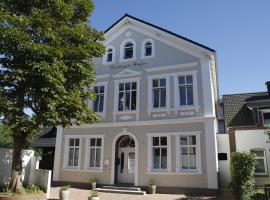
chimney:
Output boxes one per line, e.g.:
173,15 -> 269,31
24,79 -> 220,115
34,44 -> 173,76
266,81 -> 270,95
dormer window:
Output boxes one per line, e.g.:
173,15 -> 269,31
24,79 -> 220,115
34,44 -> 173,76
106,48 -> 113,62
103,46 -> 115,64
124,42 -> 134,59
144,42 -> 152,56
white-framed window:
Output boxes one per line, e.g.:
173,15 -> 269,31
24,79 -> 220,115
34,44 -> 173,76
93,86 -> 105,113
147,134 -> 171,172
118,82 -> 137,111
84,136 -> 105,171
120,39 -> 136,62
262,110 -> 270,126
65,137 -> 81,169
141,39 -> 155,58
251,149 -> 268,175
103,46 -> 115,64
173,71 -> 198,110
176,132 -> 201,172
147,75 -> 170,113
152,79 -> 166,108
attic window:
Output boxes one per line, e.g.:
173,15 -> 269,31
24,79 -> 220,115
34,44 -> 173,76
106,48 -> 113,62
124,42 -> 134,59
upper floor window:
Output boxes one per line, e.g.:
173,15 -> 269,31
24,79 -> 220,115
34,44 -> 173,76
106,48 -> 113,62
153,79 -> 166,108
118,82 -> 137,111
68,138 -> 80,167
145,42 -> 152,56
251,149 -> 267,175
142,39 -> 155,58
124,42 -> 134,59
178,75 -> 194,106
93,86 -> 104,113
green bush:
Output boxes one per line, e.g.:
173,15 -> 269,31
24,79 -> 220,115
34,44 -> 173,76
24,184 -> 44,194
230,151 -> 256,200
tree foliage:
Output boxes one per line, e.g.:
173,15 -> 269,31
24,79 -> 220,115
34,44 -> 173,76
0,123 -> 13,147
0,0 -> 104,192
230,151 -> 256,200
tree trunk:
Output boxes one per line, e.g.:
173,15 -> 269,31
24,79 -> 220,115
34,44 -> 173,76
10,135 -> 26,193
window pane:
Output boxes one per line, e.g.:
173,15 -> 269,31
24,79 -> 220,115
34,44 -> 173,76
161,148 -> 167,169
153,148 -> 160,169
132,82 -> 137,90
69,139 -> 74,146
98,96 -> 104,112
124,48 -> 133,59
95,149 -> 101,168
160,137 -> 167,146
125,91 -> 130,110
263,113 -> 270,125
107,53 -> 112,62
96,138 -> 101,147
255,159 -> 266,173
90,148 -> 95,167
153,79 -> 159,88
153,137 -> 159,146
90,138 -> 96,146
181,137 -> 188,145
179,86 -> 187,105
252,150 -> 264,157
182,147 -> 188,169
160,79 -> 166,87
93,96 -> 99,112
119,83 -> 124,91
99,86 -> 104,93
178,76 -> 185,85
186,75 -> 193,84
145,46 -> 152,56
75,139 -> 79,146
189,147 -> 196,169
74,148 -> 79,166
153,89 -> 160,108
160,88 -> 166,107
189,136 -> 196,145
187,86 -> 194,105
94,86 -> 98,93
118,92 -> 124,111
131,91 -> 136,110
125,82 -> 131,90
68,148 -> 74,166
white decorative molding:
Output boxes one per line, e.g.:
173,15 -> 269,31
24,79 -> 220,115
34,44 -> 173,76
112,69 -> 142,78
96,74 -> 111,80
145,62 -> 199,72
119,115 -> 134,121
119,38 -> 136,63
141,38 -> 155,59
103,45 -> 115,65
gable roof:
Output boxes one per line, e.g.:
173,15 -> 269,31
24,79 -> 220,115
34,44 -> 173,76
104,14 -> 215,53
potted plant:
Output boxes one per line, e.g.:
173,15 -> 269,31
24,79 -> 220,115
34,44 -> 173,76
89,177 -> 96,190
89,190 -> 100,200
59,185 -> 70,200
148,179 -> 156,194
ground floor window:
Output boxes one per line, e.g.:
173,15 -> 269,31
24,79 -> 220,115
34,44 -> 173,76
152,136 -> 167,169
251,149 -> 268,175
68,138 -> 80,167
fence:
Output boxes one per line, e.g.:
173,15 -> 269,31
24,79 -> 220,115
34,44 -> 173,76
254,186 -> 270,200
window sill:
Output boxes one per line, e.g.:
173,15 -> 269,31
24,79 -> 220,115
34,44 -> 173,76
147,108 -> 170,115
113,110 -> 139,115
63,168 -> 103,173
63,166 -> 81,171
172,106 -> 200,112
96,112 -> 105,117
119,58 -> 136,63
254,173 -> 268,177
146,170 -> 202,175
141,55 -> 155,60
103,61 -> 115,66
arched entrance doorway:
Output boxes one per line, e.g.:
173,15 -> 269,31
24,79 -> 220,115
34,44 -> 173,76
111,130 -> 138,186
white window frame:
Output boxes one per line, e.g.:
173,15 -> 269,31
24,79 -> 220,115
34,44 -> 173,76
103,46 -> 115,65
251,148 -> 268,176
147,133 -> 171,173
120,39 -> 136,62
63,136 -> 82,170
84,135 -> 105,172
175,132 -> 202,173
173,71 -> 199,112
89,81 -> 108,117
113,77 -> 141,120
147,74 -> 170,114
261,109 -> 270,127
141,38 -> 155,59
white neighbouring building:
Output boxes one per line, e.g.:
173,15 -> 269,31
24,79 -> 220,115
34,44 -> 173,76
52,14 -> 219,190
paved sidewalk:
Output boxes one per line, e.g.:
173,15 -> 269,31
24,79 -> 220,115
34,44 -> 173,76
49,187 -> 218,200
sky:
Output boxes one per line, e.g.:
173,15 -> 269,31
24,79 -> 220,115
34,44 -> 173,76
90,0 -> 270,96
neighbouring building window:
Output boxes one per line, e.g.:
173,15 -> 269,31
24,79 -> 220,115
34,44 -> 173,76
106,48 -> 113,62
93,86 -> 104,113
263,112 -> 270,126
144,42 -> 152,56
251,149 -> 267,175
68,138 -> 80,167
152,79 -> 166,108
152,136 -> 167,169
124,42 -> 134,59
178,75 -> 194,106
118,82 -> 137,111
180,135 -> 197,170
89,138 -> 102,168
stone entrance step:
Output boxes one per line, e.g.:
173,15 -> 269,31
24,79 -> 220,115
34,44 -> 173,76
96,186 -> 146,195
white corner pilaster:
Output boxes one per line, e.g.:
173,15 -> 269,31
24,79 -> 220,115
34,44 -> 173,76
53,126 -> 63,181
